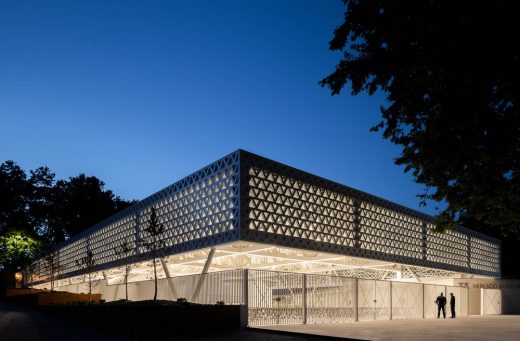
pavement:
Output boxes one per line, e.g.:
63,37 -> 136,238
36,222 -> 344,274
3,300 -> 519,341
0,300 -> 124,341
256,315 -> 520,341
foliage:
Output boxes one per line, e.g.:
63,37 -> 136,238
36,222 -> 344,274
0,160 -> 133,285
176,297 -> 188,305
49,174 -> 134,241
0,230 -> 42,271
321,0 -> 520,236
142,208 -> 165,301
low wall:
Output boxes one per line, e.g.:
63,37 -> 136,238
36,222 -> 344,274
6,291 -> 102,305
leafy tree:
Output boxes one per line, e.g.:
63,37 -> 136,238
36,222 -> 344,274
114,240 -> 135,300
76,250 -> 96,302
0,231 -> 42,271
142,208 -> 165,301
0,160 -> 134,287
321,1 -> 520,236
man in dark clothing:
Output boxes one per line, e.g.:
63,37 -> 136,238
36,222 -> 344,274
450,293 -> 456,318
435,292 -> 447,318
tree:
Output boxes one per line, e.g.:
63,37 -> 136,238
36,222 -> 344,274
0,161 -> 32,236
76,250 -> 96,302
43,247 -> 61,292
49,174 -> 134,242
0,160 -> 135,287
142,208 -> 165,301
114,240 -> 135,300
0,231 -> 41,269
0,230 -> 42,291
321,1 -> 520,236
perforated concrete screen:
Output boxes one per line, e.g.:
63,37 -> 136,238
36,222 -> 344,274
34,151 -> 240,281
33,149 -> 500,285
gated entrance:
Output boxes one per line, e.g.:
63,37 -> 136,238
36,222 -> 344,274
246,269 -> 470,326
482,288 -> 501,315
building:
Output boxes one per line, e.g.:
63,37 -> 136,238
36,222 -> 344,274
31,150 -> 502,325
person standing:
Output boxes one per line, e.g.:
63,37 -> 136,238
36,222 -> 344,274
450,293 -> 456,318
435,292 -> 447,318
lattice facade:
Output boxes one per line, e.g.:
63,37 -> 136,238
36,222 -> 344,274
33,150 -> 500,284
33,151 -> 240,282
239,150 -> 500,277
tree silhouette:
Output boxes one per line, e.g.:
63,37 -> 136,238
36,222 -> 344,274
0,160 -> 134,289
114,240 -> 135,300
76,250 -> 96,302
321,1 -> 520,236
49,174 -> 134,241
142,208 -> 165,301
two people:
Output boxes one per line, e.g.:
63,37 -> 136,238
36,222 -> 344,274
435,292 -> 456,318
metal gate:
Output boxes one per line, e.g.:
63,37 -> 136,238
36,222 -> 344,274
424,284 -> 446,318
358,280 -> 391,321
246,269 -> 471,326
445,285 -> 469,317
391,282 -> 423,319
482,288 -> 501,315
306,274 -> 356,323
247,270 -> 304,326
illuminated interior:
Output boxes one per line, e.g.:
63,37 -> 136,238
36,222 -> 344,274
50,241 -> 488,289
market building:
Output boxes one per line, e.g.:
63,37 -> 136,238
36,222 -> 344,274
31,150 -> 502,326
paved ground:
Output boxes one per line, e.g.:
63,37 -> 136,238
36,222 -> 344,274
1,300 -> 331,340
0,300 -> 124,341
3,300 -> 518,341
256,315 -> 520,341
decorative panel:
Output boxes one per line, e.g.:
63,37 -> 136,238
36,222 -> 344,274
359,202 -> 422,258
470,237 -> 501,273
306,274 -> 355,323
247,167 -> 357,247
33,151 -> 240,281
391,282 -> 423,319
426,225 -> 468,267
248,270 -> 304,326
241,150 -> 500,277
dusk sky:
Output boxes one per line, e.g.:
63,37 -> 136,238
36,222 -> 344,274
0,0 -> 442,215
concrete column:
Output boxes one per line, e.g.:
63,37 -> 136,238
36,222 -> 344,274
161,259 -> 179,300
191,248 -> 216,302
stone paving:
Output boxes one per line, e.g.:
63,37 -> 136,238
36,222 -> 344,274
257,315 -> 520,341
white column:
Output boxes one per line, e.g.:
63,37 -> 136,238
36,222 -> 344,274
161,259 -> 179,300
191,248 -> 216,302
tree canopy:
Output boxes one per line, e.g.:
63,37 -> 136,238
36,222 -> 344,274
321,0 -> 520,237
0,160 -> 134,285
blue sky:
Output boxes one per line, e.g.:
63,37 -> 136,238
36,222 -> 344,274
0,0 -> 442,215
